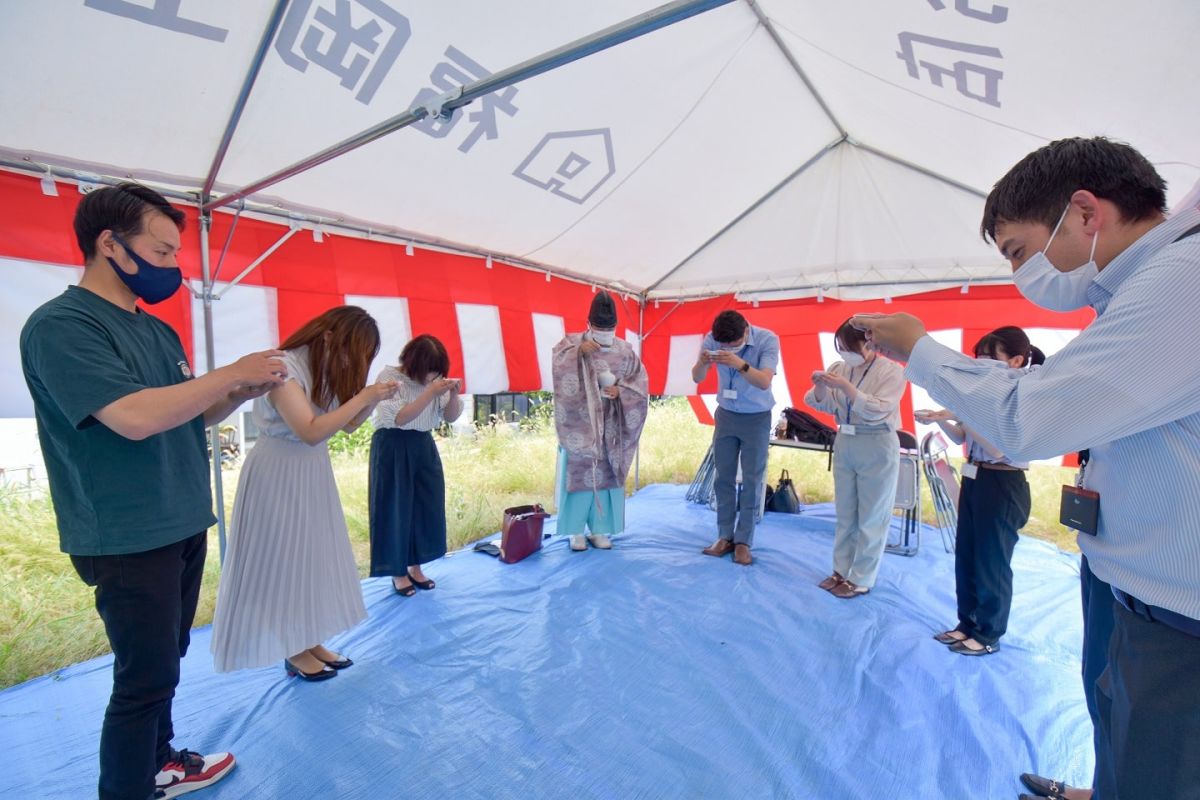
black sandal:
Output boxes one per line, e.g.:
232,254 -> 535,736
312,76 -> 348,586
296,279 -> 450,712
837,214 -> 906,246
933,630 -> 967,645
409,574 -> 436,591
393,578 -> 416,597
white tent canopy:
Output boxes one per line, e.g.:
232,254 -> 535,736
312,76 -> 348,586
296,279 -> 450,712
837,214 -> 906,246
1,0 -> 1197,301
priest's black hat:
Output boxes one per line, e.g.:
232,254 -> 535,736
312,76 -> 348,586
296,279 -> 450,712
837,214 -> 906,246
588,290 -> 618,328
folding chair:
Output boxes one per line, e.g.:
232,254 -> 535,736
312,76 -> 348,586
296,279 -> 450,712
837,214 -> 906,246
920,431 -> 960,553
887,430 -> 921,556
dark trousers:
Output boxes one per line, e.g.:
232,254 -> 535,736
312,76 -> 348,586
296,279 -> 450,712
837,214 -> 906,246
1093,602 -> 1200,800
1080,555 -> 1116,789
953,468 -> 1030,646
70,531 -> 207,800
712,408 -> 771,546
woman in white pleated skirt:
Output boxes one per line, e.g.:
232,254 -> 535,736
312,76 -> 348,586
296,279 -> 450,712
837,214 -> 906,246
211,306 -> 398,681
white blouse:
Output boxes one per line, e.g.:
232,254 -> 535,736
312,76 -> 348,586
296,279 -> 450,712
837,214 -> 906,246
803,355 -> 906,431
371,366 -> 449,432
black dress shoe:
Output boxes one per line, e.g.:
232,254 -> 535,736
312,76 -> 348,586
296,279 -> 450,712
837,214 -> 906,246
283,658 -> 336,682
1020,773 -> 1071,799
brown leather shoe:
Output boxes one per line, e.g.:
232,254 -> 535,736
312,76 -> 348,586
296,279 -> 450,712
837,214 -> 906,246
733,544 -> 753,566
830,580 -> 869,598
818,572 -> 844,591
702,538 -> 734,557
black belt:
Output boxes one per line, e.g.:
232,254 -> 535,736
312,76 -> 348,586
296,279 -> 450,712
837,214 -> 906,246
1113,588 -> 1200,639
970,460 -> 1024,472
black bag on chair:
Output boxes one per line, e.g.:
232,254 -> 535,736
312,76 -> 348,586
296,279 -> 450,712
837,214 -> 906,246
767,469 -> 801,514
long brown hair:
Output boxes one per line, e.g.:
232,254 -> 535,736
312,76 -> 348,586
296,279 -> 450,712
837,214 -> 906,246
399,334 -> 451,384
279,306 -> 380,408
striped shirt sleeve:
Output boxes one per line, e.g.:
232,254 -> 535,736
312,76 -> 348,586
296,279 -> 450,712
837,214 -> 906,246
905,246 -> 1200,461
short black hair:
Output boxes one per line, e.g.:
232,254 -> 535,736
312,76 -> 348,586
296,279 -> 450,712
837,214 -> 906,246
711,310 -> 748,344
73,182 -> 186,262
980,137 -> 1167,243
834,318 -> 867,353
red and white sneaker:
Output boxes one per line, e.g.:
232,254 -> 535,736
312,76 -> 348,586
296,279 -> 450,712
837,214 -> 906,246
154,748 -> 236,798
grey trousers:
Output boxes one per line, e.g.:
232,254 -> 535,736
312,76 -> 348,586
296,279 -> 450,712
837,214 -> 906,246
712,407 -> 771,546
831,428 -> 899,588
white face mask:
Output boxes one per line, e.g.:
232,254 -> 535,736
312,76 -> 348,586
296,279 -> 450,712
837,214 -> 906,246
589,329 -> 616,347
837,347 -> 865,368
717,338 -> 746,352
1012,203 -> 1099,312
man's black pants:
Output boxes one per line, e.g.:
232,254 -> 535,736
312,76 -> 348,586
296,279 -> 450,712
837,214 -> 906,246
71,531 -> 207,800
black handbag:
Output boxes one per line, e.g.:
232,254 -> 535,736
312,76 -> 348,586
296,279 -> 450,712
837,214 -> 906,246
782,408 -> 837,448
767,469 -> 801,514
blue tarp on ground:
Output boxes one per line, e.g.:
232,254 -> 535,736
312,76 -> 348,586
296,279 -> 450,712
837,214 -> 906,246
0,484 -> 1093,799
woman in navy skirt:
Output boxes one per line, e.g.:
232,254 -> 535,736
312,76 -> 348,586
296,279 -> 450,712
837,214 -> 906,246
369,335 -> 463,596
916,326 -> 1045,656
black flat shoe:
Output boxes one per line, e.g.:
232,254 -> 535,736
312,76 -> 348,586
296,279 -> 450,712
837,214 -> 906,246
949,640 -> 999,656
393,578 -> 416,597
284,658 -> 336,681
408,574 -> 436,591
316,652 -> 353,670
933,630 -> 968,645
1020,773 -> 1070,799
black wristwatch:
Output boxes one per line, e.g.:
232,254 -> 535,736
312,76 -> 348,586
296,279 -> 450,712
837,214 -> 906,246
739,361 -> 751,373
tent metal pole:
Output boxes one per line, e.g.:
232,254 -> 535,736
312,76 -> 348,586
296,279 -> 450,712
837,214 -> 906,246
634,295 -> 646,492
202,0 -> 290,197
0,160 -> 632,296
743,0 -> 847,137
198,204 -> 229,563
204,0 -> 736,212
0,158 -> 197,202
652,274 -> 1013,303
640,300 -> 685,339
211,200 -> 244,284
853,141 -> 987,199
646,137 -> 843,293
214,227 -> 300,298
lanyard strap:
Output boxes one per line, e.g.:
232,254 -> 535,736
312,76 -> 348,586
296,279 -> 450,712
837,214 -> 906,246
844,359 -> 874,422
725,348 -> 752,390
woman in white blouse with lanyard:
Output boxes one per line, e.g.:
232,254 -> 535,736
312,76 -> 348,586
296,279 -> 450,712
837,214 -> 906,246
804,318 -> 907,598
368,335 -> 463,596
917,326 -> 1044,656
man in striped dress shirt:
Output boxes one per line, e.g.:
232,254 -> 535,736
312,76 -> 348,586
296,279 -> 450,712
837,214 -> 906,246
853,137 -> 1200,800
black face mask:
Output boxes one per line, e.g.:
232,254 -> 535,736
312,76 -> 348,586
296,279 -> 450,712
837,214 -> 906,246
107,234 -> 182,304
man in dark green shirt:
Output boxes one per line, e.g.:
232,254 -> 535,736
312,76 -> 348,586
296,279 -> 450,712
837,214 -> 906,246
20,183 -> 286,800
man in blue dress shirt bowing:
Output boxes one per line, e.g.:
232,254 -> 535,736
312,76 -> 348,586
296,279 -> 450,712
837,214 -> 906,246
692,310 -> 780,566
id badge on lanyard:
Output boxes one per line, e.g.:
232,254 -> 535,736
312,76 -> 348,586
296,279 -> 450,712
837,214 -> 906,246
1060,449 -> 1099,535
723,362 -> 741,400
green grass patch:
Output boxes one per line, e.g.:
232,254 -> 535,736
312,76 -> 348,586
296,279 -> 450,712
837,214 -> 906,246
0,398 -> 1081,687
